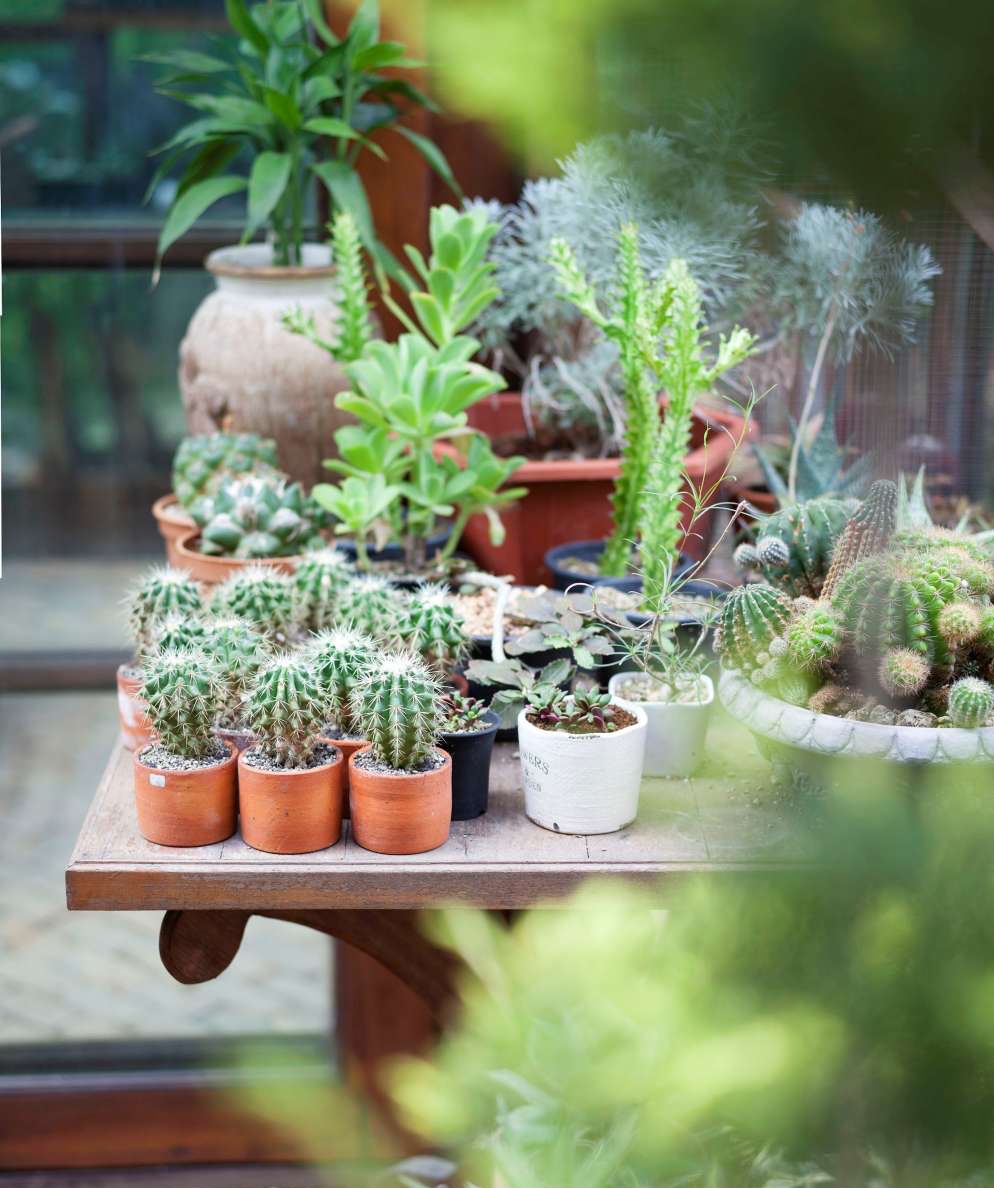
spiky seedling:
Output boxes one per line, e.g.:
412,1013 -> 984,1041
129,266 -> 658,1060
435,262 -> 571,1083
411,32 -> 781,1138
211,567 -> 294,641
292,548 -> 356,633
307,627 -> 378,735
948,677 -> 994,728
335,575 -> 408,641
878,648 -> 931,698
742,496 -> 854,597
140,648 -> 227,759
401,584 -> 468,671
172,432 -> 281,515
785,604 -> 843,670
350,652 -> 442,771
244,653 -> 331,768
716,584 -> 794,678
821,480 -> 898,597
200,615 -> 270,726
126,566 -> 203,659
937,602 -> 982,647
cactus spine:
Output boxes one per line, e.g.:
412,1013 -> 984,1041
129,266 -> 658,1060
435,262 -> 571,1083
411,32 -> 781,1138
201,615 -> 270,726
292,548 -> 356,633
244,653 -> 331,768
821,479 -> 898,597
307,627 -> 378,736
401,584 -> 468,671
140,648 -> 226,758
212,567 -> 294,640
948,677 -> 994,728
350,653 -> 442,770
716,584 -> 794,677
335,575 -> 409,641
126,567 -> 203,659
740,496 -> 855,597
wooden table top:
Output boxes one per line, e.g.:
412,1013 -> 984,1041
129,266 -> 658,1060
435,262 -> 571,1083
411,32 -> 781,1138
66,725 -> 805,912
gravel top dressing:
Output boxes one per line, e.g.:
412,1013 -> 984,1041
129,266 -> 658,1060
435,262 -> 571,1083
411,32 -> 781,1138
138,738 -> 229,771
242,742 -> 339,773
352,749 -> 447,776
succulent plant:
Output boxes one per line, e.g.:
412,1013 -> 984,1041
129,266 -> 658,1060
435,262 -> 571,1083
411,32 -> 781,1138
307,626 -> 378,736
244,652 -> 331,768
715,584 -> 794,679
401,584 -> 468,671
140,648 -> 227,759
821,479 -> 898,597
350,652 -> 442,770
948,677 -> 994,728
335,575 -> 409,641
126,566 -> 203,659
193,475 -> 325,559
172,432 -> 280,515
150,612 -> 208,654
200,615 -> 271,727
737,496 -> 855,597
291,548 -> 356,633
211,567 -> 294,641
439,691 -> 491,733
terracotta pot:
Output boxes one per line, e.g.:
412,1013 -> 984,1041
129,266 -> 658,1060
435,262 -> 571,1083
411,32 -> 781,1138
320,736 -> 367,803
117,664 -> 153,752
151,493 -> 196,567
216,726 -> 255,753
179,243 -> 353,488
175,530 -> 301,586
450,392 -> 752,584
238,747 -> 344,854
349,747 -> 452,855
134,740 -> 238,847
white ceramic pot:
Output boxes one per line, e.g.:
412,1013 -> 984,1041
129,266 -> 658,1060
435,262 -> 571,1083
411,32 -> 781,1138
608,672 -> 713,778
517,704 -> 648,834
178,243 -> 352,489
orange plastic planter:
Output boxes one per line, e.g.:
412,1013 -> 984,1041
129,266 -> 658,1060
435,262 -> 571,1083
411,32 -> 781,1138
349,747 -> 452,855
134,740 -> 238,847
238,747 -> 344,854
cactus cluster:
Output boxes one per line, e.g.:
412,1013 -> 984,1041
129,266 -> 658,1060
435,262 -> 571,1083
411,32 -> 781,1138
716,584 -> 794,678
193,475 -> 325,559
212,567 -> 295,640
173,432 -> 281,516
307,627 -> 378,736
201,615 -> 271,726
151,612 -> 208,654
335,575 -> 409,641
350,652 -> 442,770
244,653 -> 331,768
400,584 -> 468,671
140,648 -> 227,758
126,567 -> 203,660
292,548 -> 356,633
735,496 -> 855,597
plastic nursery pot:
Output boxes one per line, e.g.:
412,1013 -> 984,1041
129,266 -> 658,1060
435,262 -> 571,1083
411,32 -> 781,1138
238,746 -> 344,854
175,530 -> 301,586
608,672 -> 714,779
133,739 -> 238,847
151,493 -> 195,568
516,704 -> 648,835
440,711 -> 499,820
544,540 -> 693,593
336,525 -> 451,566
349,747 -> 452,855
117,664 -> 154,753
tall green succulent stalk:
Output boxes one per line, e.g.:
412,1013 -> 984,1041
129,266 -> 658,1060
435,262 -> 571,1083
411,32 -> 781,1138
640,261 -> 756,607
550,225 -> 662,577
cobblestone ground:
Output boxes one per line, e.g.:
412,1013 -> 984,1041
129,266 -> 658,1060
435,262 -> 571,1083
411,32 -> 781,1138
0,692 -> 329,1043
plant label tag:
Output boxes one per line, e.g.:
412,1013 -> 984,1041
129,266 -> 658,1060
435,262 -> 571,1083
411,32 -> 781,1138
149,774 -> 166,788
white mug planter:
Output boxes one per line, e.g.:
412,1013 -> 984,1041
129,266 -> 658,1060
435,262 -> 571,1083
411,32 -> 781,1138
608,672 -> 713,779
517,705 -> 648,834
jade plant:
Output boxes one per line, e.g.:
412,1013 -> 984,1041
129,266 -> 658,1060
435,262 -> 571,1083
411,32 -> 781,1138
244,652 -> 330,769
211,566 -> 294,641
334,574 -> 409,642
291,547 -> 356,634
172,432 -> 280,518
126,566 -> 204,662
400,584 -> 468,672
307,626 -> 378,737
192,475 -> 325,559
201,614 -> 271,728
350,652 -> 443,771
139,648 -> 227,760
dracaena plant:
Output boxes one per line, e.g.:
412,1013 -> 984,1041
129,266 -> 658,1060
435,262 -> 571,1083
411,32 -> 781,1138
145,0 -> 456,275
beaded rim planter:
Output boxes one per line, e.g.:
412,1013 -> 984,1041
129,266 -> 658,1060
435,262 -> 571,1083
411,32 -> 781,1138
718,669 -> 994,766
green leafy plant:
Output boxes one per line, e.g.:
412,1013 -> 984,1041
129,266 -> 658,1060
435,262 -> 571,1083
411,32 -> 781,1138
439,690 -> 491,733
126,566 -> 204,661
464,655 -> 571,730
526,686 -> 623,734
350,651 -> 442,770
191,475 -> 325,559
172,432 -> 281,517
145,0 -> 457,274
244,652 -> 330,768
140,648 -> 227,758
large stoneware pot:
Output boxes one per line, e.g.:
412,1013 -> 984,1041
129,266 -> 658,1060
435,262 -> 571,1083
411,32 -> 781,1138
179,243 -> 351,488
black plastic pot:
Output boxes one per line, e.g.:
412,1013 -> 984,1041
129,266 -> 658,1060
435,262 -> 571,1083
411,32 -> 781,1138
545,539 -> 692,592
337,524 -> 451,565
441,710 -> 500,820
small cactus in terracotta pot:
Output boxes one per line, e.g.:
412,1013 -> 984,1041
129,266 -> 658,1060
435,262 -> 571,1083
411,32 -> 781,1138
211,566 -> 295,642
133,648 -> 237,847
292,548 -> 356,633
347,652 -> 451,854
238,653 -> 343,854
400,584 -> 468,673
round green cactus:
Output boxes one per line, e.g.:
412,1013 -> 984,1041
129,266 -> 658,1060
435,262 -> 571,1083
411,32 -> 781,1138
211,567 -> 294,640
292,548 -> 356,633
126,566 -> 203,659
741,496 -> 855,597
307,627 -> 378,736
201,615 -> 271,727
140,648 -> 227,759
948,677 -> 994,728
716,584 -> 794,677
350,652 -> 442,771
194,475 -> 324,559
785,604 -> 843,670
400,584 -> 468,671
244,653 -> 331,768
937,601 -> 982,647
335,575 -> 409,641
172,432 -> 280,516
878,647 -> 931,698
151,612 -> 208,654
